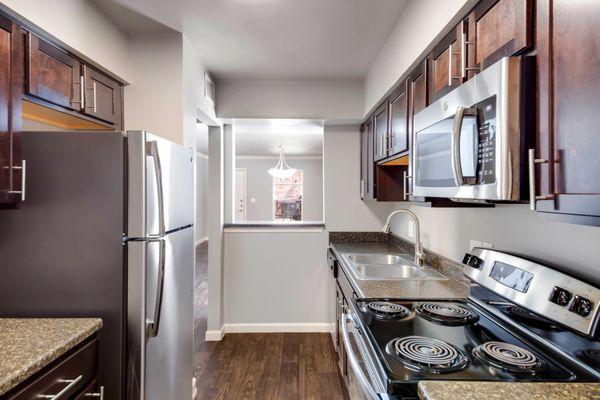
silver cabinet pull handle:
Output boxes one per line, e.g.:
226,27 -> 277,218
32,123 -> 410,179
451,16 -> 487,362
403,171 -> 413,201
37,375 -> 83,399
528,149 -> 555,210
81,76 -> 85,110
145,141 -> 166,237
146,238 -> 166,337
84,386 -> 104,399
461,31 -> 479,78
6,160 -> 26,201
360,179 -> 365,199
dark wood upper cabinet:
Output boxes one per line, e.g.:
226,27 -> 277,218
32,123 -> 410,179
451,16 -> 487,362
373,102 -> 389,161
406,60 -> 428,201
428,23 -> 464,103
360,118 -> 375,201
533,0 -> 600,224
470,0 -> 533,71
27,33 -> 81,111
388,81 -> 408,156
0,15 -> 23,207
82,65 -> 122,126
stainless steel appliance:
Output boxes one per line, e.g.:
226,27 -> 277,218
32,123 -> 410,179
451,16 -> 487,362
0,131 -> 195,400
332,248 -> 600,400
412,56 -> 534,202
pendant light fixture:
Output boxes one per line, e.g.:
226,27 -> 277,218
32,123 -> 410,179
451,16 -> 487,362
268,145 -> 296,179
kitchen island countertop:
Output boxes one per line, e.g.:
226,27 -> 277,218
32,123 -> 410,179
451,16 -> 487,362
418,381 -> 600,400
0,318 -> 102,396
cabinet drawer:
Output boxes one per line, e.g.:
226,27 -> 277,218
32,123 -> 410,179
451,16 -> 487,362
74,379 -> 103,400
6,338 -> 98,400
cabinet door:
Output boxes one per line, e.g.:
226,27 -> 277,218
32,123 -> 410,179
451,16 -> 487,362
360,118 -> 375,201
0,16 -> 23,206
83,65 -> 122,126
407,60 -> 428,201
428,23 -> 463,103
470,0 -> 533,71
373,102 -> 389,161
27,33 -> 81,110
534,0 -> 600,223
388,81 -> 408,156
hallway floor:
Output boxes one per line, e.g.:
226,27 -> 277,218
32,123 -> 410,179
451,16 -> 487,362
193,242 -> 349,400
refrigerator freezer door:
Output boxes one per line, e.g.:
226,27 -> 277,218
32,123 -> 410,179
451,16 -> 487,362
127,227 -> 194,400
128,131 -> 194,238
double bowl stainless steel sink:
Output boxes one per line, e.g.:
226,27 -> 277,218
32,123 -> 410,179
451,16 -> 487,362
343,253 -> 446,281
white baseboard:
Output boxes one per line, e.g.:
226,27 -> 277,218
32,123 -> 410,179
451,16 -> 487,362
195,236 -> 208,246
205,326 -> 224,341
224,323 -> 332,334
204,323 -> 333,341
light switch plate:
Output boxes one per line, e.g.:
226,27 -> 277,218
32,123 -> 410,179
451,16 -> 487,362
483,242 -> 494,249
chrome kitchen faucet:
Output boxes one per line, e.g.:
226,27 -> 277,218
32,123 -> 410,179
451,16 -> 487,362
382,209 -> 424,267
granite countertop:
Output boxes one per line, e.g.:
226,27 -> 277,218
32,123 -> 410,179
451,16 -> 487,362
0,318 -> 103,396
418,381 -> 600,400
330,239 -> 469,299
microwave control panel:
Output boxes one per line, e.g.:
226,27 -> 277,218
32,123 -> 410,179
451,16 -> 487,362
476,95 -> 496,184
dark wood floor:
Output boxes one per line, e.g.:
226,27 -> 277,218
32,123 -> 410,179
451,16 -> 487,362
193,242 -> 349,400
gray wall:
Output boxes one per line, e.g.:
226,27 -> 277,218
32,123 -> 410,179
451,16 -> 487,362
390,205 -> 600,285
235,157 -> 323,222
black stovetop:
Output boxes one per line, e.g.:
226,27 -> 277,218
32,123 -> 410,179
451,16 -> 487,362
353,296 -> 598,394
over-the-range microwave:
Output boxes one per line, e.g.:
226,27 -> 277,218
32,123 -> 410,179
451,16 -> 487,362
412,56 -> 534,202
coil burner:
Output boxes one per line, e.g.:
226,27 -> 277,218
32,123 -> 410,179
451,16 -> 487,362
473,341 -> 544,374
366,301 -> 411,320
416,303 -> 479,326
385,336 -> 469,373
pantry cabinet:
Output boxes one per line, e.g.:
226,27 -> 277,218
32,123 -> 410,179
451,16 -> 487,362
533,0 -> 600,224
0,14 -> 23,206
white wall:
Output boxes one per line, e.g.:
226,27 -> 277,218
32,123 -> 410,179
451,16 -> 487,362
196,154 -> 209,242
364,0 -> 470,113
324,124 -> 397,230
221,125 -> 394,331
124,33 -> 184,143
236,158 -> 324,222
216,80 -> 364,122
1,0 -> 132,83
390,204 -> 600,285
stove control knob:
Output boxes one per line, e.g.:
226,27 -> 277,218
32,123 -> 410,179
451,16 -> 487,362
570,295 -> 593,317
549,286 -> 572,306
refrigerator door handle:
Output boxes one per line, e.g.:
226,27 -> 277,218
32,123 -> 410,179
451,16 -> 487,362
145,141 -> 166,237
146,238 -> 166,337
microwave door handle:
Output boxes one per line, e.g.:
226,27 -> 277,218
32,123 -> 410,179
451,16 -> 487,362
451,107 -> 467,186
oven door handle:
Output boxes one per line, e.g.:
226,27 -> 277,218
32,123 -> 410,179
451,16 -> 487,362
341,313 -> 384,400
451,107 -> 479,186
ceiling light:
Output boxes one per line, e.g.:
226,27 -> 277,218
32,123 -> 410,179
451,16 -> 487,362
268,145 -> 296,179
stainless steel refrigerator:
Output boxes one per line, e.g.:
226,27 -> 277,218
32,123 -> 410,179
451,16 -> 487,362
0,130 -> 194,400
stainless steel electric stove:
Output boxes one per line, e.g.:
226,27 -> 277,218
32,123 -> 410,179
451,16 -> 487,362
341,248 -> 600,399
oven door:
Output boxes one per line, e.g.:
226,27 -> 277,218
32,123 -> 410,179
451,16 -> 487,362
341,311 -> 388,400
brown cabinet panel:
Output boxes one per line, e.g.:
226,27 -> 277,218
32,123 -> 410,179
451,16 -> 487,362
27,33 -> 81,111
388,81 -> 408,156
83,65 -> 122,126
407,61 -> 428,202
0,16 -> 23,207
472,0 -> 532,70
428,24 -> 463,103
360,118 -> 375,201
535,0 -> 600,222
373,102 -> 389,161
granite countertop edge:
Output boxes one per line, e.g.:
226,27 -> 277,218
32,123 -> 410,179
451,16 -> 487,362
418,381 -> 600,400
0,318 -> 103,396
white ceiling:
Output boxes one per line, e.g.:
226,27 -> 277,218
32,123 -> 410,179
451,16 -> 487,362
95,0 -> 409,81
234,119 -> 323,156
